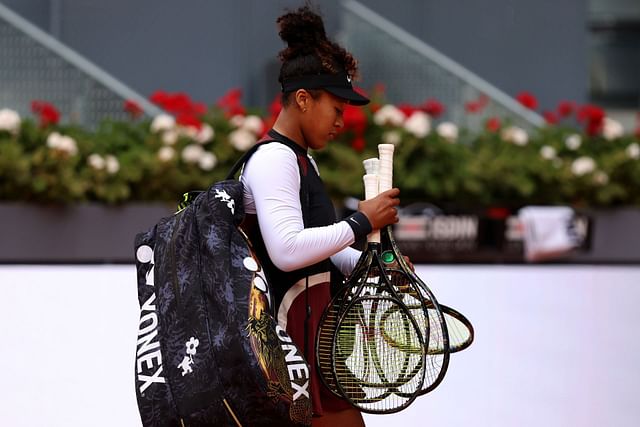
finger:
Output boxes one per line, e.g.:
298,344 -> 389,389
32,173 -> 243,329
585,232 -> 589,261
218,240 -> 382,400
379,188 -> 400,197
389,198 -> 401,207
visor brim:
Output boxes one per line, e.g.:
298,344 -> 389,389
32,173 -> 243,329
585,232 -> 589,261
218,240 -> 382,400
324,87 -> 370,106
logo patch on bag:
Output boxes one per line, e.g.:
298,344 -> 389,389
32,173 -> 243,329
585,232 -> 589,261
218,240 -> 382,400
178,337 -> 200,376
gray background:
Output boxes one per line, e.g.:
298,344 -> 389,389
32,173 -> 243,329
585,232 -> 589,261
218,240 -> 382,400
1,0 -> 590,111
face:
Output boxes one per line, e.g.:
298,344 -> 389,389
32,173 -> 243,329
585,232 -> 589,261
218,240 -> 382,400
299,91 -> 346,150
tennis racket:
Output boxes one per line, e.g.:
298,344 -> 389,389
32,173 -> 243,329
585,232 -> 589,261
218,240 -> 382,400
316,145 -> 429,414
372,144 -> 452,395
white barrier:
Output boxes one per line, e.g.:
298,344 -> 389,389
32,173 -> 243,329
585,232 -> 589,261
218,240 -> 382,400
1,265 -> 639,427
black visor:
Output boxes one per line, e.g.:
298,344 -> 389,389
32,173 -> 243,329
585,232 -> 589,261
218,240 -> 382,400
281,72 -> 370,106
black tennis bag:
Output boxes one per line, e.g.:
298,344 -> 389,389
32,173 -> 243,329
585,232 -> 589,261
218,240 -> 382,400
133,176 -> 312,426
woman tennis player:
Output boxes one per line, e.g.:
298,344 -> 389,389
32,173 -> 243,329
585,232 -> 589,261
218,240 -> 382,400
240,6 -> 404,427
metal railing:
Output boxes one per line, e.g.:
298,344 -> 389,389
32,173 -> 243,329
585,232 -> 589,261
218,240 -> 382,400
340,0 -> 544,131
0,2 -> 161,128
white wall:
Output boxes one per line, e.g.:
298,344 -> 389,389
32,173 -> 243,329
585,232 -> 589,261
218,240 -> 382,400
1,265 -> 639,427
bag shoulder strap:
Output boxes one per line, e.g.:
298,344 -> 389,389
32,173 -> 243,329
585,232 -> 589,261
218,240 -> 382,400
225,135 -> 310,224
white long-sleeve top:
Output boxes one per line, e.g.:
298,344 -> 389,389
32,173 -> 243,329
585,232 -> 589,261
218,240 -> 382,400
241,143 -> 361,275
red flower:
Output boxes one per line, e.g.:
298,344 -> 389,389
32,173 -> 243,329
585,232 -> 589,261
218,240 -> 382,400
485,117 -> 501,132
124,100 -> 143,119
516,91 -> 538,110
165,93 -> 192,113
269,96 -> 282,118
398,104 -> 417,117
150,91 -> 207,121
150,90 -> 169,106
343,105 -> 367,134
465,94 -> 489,114
176,113 -> 202,130
261,95 -> 282,133
556,100 -> 575,118
351,135 -> 366,152
421,98 -> 445,118
217,88 -> 245,117
576,104 -> 605,136
542,111 -> 559,125
31,101 -> 60,127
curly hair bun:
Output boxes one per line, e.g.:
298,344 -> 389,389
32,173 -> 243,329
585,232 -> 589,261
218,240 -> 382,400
277,6 -> 327,58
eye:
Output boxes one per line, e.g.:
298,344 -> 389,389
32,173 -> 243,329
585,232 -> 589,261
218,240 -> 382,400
335,107 -> 343,116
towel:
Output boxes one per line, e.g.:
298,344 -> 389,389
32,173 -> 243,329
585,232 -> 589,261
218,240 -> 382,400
519,206 -> 577,262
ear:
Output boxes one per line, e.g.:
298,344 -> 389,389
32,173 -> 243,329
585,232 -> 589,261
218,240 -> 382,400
294,89 -> 310,112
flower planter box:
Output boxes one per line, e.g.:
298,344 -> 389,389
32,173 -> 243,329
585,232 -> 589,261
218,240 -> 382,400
392,207 -> 640,264
0,203 -> 174,263
0,204 -> 638,264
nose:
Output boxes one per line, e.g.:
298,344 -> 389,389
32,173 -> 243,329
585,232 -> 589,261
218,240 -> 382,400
335,115 -> 344,129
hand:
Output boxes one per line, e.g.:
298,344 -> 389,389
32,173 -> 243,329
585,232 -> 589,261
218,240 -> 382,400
358,188 -> 400,230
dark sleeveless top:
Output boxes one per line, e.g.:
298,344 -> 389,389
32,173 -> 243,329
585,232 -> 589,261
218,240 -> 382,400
245,129 -> 338,309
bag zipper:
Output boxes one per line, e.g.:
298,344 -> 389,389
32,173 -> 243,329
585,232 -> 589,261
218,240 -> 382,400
169,210 -> 184,306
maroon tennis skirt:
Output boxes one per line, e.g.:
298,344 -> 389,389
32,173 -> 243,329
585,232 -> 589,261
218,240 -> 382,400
282,280 -> 352,416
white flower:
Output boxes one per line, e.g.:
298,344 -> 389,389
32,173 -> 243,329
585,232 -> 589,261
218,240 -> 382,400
58,136 -> 78,155
198,151 -> 218,171
182,144 -> 205,163
229,128 -> 257,151
0,108 -> 21,135
565,134 -> 582,150
157,146 -> 175,162
46,132 -> 62,148
571,156 -> 596,176
242,115 -> 264,135
87,154 -> 105,170
382,130 -> 402,145
46,132 -> 78,156
436,122 -> 458,143
162,129 -> 179,145
195,123 -> 214,144
403,111 -> 431,138
593,171 -> 609,185
602,117 -> 624,141
186,337 -> 200,356
373,104 -> 406,127
105,155 -> 120,174
150,114 -> 175,133
540,145 -> 557,160
501,126 -> 528,146
626,143 -> 640,160
229,114 -> 245,128
179,125 -> 199,140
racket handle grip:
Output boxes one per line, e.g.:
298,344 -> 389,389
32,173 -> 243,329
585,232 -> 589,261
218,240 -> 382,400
363,174 -> 381,243
363,158 -> 380,176
378,144 -> 394,192
363,174 -> 379,201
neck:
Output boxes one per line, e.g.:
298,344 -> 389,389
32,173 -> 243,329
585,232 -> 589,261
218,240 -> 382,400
272,109 -> 307,151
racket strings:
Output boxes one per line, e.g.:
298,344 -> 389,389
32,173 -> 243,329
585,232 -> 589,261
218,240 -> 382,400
383,268 -> 451,394
317,248 -> 468,411
334,295 -> 425,412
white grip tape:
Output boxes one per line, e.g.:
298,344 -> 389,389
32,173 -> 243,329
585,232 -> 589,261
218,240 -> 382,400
363,174 -> 379,201
378,144 -> 394,192
363,158 -> 380,176
363,173 -> 381,243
